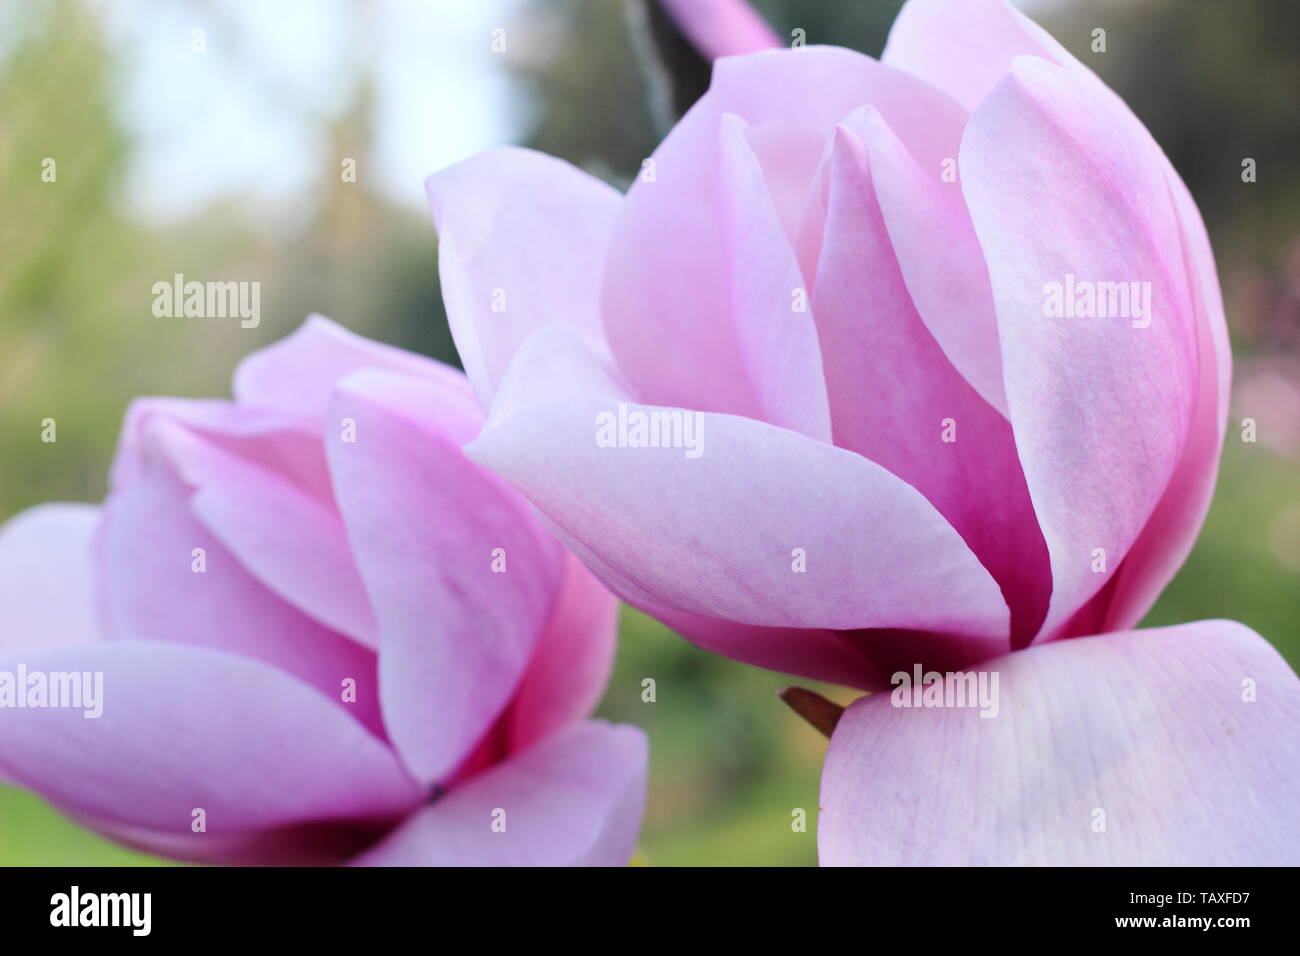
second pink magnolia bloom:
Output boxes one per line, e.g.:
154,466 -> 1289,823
0,317 -> 646,866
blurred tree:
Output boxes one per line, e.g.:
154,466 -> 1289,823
1045,0 -> 1300,284
270,74 -> 458,367
513,0 -> 660,184
0,0 -> 135,511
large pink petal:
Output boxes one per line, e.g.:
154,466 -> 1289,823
656,0 -> 780,59
142,321 -> 483,652
0,642 -> 421,846
425,148 -> 621,407
1099,172 -> 1232,632
98,455 -> 385,737
847,104 -> 1007,416
886,0 -> 1228,636
507,552 -> 619,753
325,369 -> 563,786
602,46 -> 963,422
644,603 -> 882,689
77,815 -> 394,867
809,117 -> 1048,646
882,0 -> 1076,111
110,397 -> 332,498
0,504 -> 103,655
232,313 -> 474,426
716,113 -> 830,439
742,120 -> 829,259
820,620 -> 1300,865
961,56 -> 1199,641
115,398 -> 378,648
468,326 -> 1009,671
351,721 -> 647,867
482,328 -> 883,687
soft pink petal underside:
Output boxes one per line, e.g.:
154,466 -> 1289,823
468,328 -> 1009,663
717,114 -> 830,439
326,369 -> 562,786
352,721 -> 647,867
820,620 -> 1300,865
426,148 -> 621,408
0,504 -> 103,655
0,642 -> 420,839
98,458 -> 384,736
1099,172 -> 1232,632
961,57 -> 1198,640
233,314 -> 469,425
882,0 -> 1076,111
810,117 -> 1049,646
508,551 -> 620,753
125,402 -> 379,649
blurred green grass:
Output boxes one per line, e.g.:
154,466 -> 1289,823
0,788 -> 169,866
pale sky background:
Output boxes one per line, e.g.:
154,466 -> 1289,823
91,0 -> 526,224
76,0 -> 1057,227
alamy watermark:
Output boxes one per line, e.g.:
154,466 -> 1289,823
595,403 -> 704,459
0,665 -> 103,718
890,665 -> 999,718
50,886 -> 150,936
1042,273 -> 1152,328
152,273 -> 260,328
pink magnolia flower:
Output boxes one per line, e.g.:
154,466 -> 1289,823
425,0 -> 1299,863
0,316 -> 646,866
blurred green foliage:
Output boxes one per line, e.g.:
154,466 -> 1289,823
1,0 -> 1296,866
